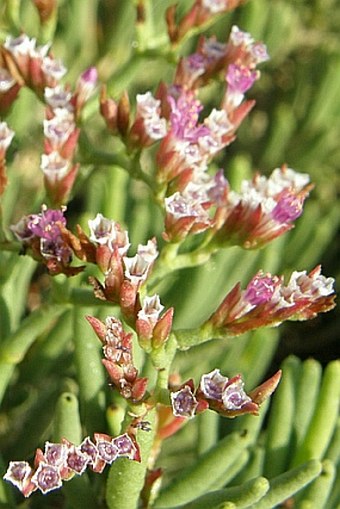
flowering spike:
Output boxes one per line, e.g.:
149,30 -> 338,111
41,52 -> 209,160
213,167 -> 312,249
171,369 -> 281,420
207,266 -> 335,336
3,431 -> 141,497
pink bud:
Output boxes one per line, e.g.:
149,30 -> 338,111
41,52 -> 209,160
152,307 -> 174,348
85,315 -> 106,343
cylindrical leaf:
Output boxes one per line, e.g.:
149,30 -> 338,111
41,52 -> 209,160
154,431 -> 251,508
292,360 -> 340,466
264,356 -> 300,478
253,460 -> 322,509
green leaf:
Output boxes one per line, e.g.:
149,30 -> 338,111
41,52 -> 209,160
252,460 -> 322,509
154,431 -> 251,508
264,356 -> 300,478
292,360 -> 340,466
166,476 -> 270,509
0,304 -> 65,404
295,459 -> 336,509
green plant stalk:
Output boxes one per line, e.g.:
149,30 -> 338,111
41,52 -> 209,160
106,404 -> 126,437
295,459 -> 336,509
173,323 -> 225,350
105,409 -> 156,509
264,356 -> 300,478
0,304 -> 65,404
252,460 -> 322,509
292,360 -> 340,466
154,431 -> 251,508
53,392 -> 98,509
103,166 -> 129,223
72,306 -> 106,434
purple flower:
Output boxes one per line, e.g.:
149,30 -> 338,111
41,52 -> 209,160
244,273 -> 278,306
168,91 -> 210,142
27,207 -> 66,240
272,191 -> 303,223
222,378 -> 252,410
43,442 -> 67,467
226,64 -> 258,94
96,440 -> 119,464
41,56 -> 67,81
171,386 -> 198,418
200,369 -> 228,400
88,213 -> 130,254
66,446 -> 90,474
3,461 -> 32,491
183,53 -> 207,83
4,34 -> 36,56
79,437 -> 99,466
31,463 -> 62,494
112,433 -> 138,459
45,85 -> 73,111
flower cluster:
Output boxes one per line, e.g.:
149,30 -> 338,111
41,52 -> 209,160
171,368 -> 282,418
3,431 -> 139,498
1,34 -> 97,204
42,66 -> 97,205
212,166 -> 312,249
1,33 -> 64,105
10,205 -> 78,275
207,265 -> 336,336
86,315 -> 149,402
